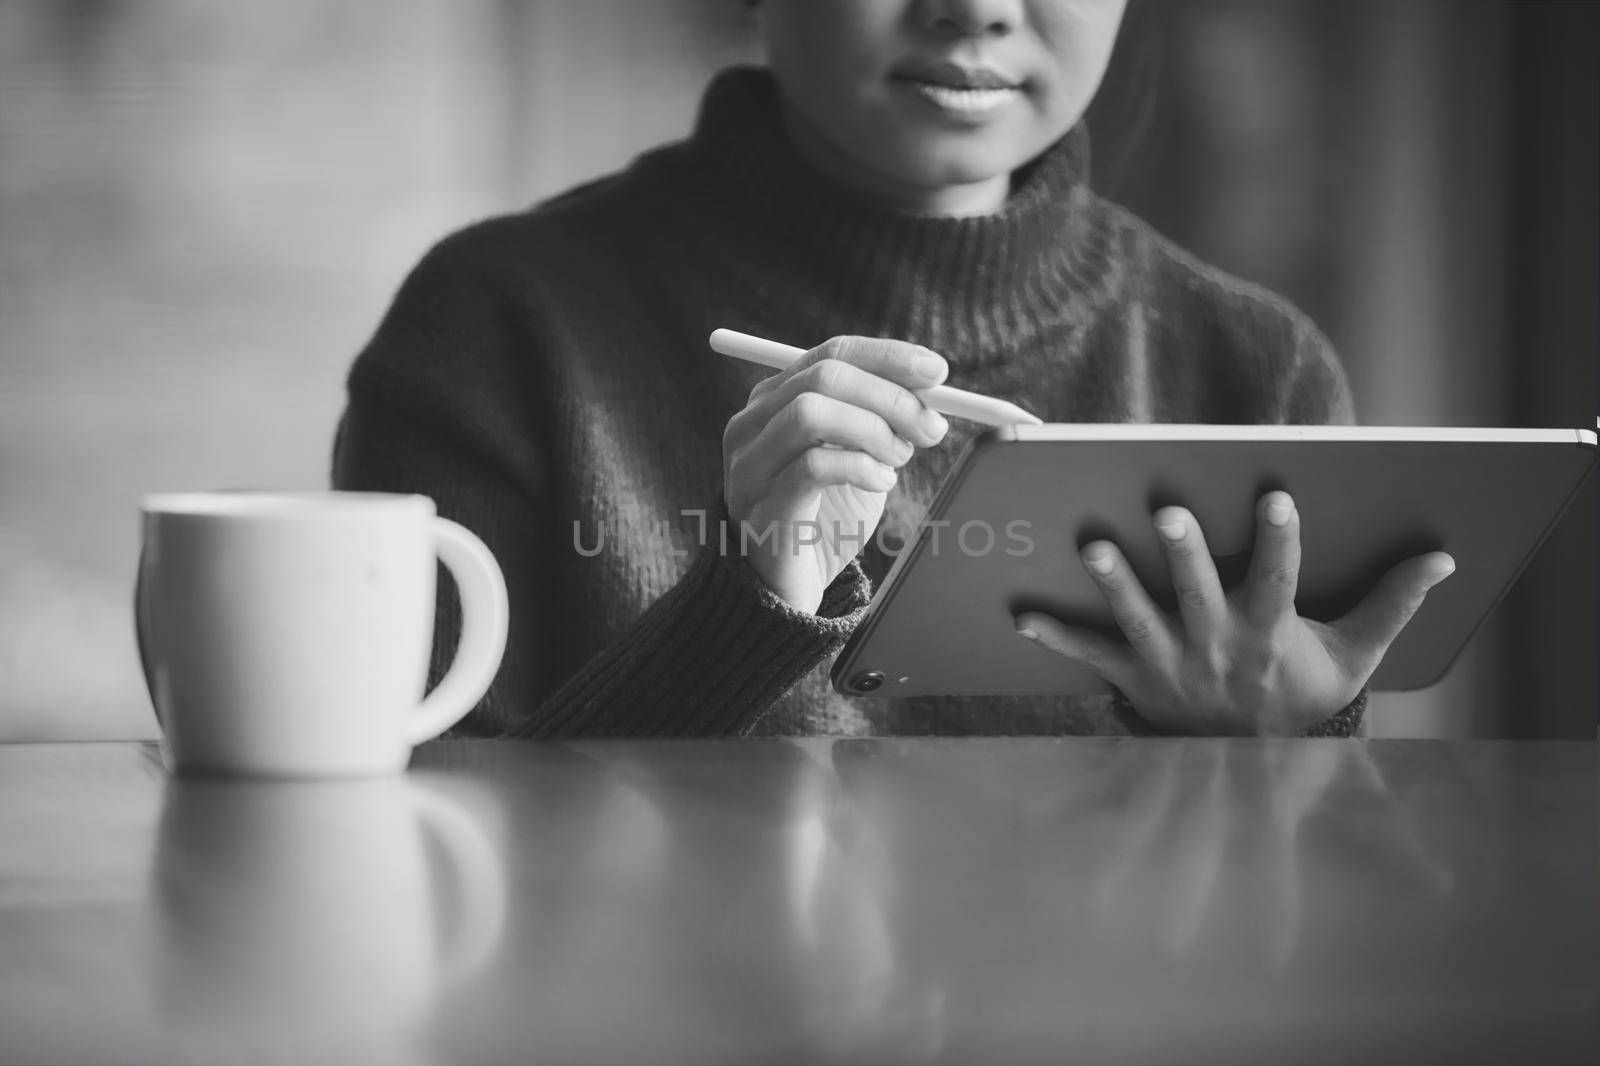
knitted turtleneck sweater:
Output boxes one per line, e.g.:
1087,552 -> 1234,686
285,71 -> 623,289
332,67 -> 1362,739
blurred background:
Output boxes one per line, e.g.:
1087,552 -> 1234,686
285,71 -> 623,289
1,0 -> 1593,742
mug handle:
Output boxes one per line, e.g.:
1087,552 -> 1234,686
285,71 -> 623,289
407,517 -> 510,745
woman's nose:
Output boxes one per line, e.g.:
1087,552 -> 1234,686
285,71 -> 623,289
914,0 -> 1025,38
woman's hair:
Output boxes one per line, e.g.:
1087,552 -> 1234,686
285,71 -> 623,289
1085,0 -> 1161,198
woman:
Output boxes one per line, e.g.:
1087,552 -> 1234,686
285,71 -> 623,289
333,0 -> 1454,738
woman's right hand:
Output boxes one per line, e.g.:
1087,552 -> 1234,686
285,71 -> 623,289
722,336 -> 950,614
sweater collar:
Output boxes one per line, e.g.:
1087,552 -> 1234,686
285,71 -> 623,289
676,66 -> 1111,365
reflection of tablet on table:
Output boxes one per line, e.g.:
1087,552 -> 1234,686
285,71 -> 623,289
832,425 -> 1597,698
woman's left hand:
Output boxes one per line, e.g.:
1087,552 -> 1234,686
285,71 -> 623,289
1013,491 -> 1457,736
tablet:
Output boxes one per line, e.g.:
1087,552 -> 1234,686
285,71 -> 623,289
831,425 -> 1597,697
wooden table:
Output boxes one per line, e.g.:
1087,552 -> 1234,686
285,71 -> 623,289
1,738 -> 1594,1065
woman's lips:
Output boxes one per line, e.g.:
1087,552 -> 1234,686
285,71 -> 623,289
891,62 -> 1024,117
900,79 -> 1022,115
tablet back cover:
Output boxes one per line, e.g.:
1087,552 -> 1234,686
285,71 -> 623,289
832,432 -> 1595,697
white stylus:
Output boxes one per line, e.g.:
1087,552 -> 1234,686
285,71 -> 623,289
709,329 -> 1042,427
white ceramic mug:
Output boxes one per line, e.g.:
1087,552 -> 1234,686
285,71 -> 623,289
136,491 -> 508,776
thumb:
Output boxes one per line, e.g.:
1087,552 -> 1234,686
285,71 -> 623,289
1014,612 -> 1134,691
1331,552 -> 1456,681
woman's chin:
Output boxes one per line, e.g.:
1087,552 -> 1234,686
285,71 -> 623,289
869,124 -> 1045,191
886,148 -> 1028,197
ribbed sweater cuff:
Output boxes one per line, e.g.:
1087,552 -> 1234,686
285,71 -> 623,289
511,519 -> 872,739
1112,687 -> 1368,737
1301,687 -> 1367,737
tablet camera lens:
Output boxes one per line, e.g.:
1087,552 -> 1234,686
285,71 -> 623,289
851,671 -> 885,693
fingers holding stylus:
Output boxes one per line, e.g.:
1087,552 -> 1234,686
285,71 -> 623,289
739,392 -> 916,482
772,445 -> 901,499
749,335 -> 949,395
751,352 -> 950,448
797,335 -> 950,387
714,330 -> 1034,615
725,336 -> 950,456
716,329 -> 1043,428
725,340 -> 951,515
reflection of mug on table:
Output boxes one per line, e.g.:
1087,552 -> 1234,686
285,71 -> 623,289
135,491 -> 508,777
145,776 -> 506,1062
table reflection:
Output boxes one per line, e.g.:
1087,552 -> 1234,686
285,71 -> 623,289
144,773 -> 505,1064
819,737 -> 1569,1059
1,738 -> 1591,1064
410,736 -> 1593,1064
782,742 -> 947,1061
1071,739 -> 1455,964
428,740 -> 951,1063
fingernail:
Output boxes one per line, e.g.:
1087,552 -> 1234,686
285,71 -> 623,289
1015,625 -> 1039,641
1084,548 -> 1114,575
922,408 -> 949,438
914,352 -> 945,379
1431,561 -> 1456,584
1156,520 -> 1186,542
1265,500 -> 1293,527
